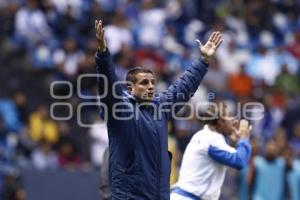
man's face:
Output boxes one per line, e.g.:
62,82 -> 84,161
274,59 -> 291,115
265,140 -> 278,160
129,72 -> 155,101
219,106 -> 236,136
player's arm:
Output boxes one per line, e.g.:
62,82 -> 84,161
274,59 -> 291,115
208,120 -> 252,170
94,20 -> 123,110
160,32 -> 223,117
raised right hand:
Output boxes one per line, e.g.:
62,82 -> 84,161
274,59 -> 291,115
95,19 -> 106,53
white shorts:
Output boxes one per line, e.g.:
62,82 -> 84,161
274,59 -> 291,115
170,192 -> 194,200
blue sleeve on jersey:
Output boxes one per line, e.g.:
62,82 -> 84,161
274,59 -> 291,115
208,138 -> 252,170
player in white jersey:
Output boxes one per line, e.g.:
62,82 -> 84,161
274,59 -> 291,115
171,103 -> 252,200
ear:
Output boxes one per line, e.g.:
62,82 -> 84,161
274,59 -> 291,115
127,85 -> 133,94
217,119 -> 225,128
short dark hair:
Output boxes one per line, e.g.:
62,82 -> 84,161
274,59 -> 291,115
200,102 -> 227,126
126,67 -> 154,84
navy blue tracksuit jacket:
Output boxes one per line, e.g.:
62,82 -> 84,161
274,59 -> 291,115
95,50 -> 208,200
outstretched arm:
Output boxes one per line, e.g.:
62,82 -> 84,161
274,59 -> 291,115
160,32 -> 223,118
95,20 -> 124,113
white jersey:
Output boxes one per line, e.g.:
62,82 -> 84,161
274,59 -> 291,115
172,125 -> 251,200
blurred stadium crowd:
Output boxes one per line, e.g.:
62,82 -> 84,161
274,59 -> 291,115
0,0 -> 300,199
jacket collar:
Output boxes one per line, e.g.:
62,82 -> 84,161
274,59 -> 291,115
204,125 -> 226,140
123,90 -> 160,105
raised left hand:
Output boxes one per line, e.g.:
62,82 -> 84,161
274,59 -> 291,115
196,32 -> 223,64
